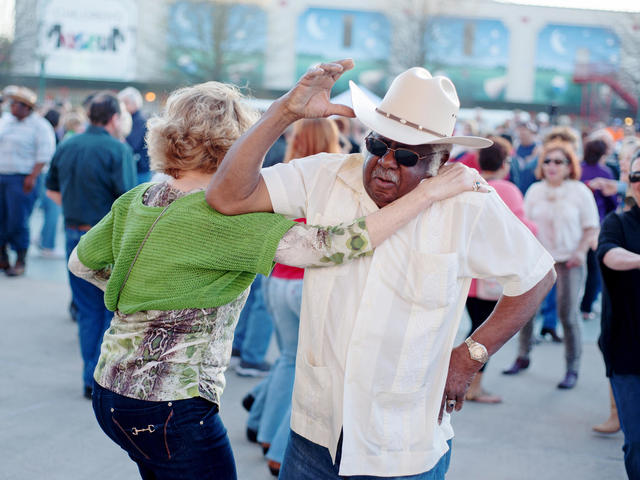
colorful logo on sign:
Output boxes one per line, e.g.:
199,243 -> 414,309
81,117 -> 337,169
47,24 -> 125,52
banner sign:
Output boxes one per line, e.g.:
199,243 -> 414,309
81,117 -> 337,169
39,0 -> 137,80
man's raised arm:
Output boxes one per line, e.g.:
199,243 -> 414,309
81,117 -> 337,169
206,60 -> 356,215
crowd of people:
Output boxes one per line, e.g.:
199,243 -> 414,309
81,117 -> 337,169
1,57 -> 639,480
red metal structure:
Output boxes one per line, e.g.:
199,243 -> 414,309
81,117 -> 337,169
573,63 -> 638,122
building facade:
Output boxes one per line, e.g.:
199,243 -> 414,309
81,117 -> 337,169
4,0 -> 639,116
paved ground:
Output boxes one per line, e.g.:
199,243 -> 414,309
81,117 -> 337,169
0,215 -> 627,479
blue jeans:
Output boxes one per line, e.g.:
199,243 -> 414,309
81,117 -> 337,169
280,430 -> 451,479
610,374 -> 640,480
92,382 -> 236,480
232,275 -> 273,364
65,227 -> 112,389
540,283 -> 557,330
257,277 -> 303,461
0,174 -> 38,251
36,174 -> 61,250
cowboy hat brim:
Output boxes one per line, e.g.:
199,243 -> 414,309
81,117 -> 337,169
350,80 -> 492,148
6,94 -> 36,108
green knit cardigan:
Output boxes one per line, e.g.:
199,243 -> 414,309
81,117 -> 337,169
76,184 -> 295,314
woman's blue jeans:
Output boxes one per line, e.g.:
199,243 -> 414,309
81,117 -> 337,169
92,382 -> 237,480
279,430 -> 451,480
257,277 -> 303,462
232,275 -> 273,364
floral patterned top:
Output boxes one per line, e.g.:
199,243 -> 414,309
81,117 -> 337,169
69,182 -> 372,405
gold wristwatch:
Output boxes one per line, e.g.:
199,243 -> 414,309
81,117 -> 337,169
464,337 -> 489,364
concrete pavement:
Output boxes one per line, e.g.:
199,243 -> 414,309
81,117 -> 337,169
0,217 -> 627,479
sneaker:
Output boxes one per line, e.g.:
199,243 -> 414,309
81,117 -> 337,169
246,427 -> 258,443
5,260 -> 25,277
242,393 -> 256,412
502,356 -> 530,375
235,360 -> 271,377
557,370 -> 578,389
39,248 -> 65,259
229,348 -> 241,367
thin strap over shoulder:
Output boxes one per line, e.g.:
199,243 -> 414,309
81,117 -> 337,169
115,203 -> 172,307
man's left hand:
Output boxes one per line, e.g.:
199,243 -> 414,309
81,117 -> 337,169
23,174 -> 37,193
438,344 -> 481,423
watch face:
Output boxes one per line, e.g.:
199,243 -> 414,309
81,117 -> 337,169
470,345 -> 482,359
469,343 -> 488,362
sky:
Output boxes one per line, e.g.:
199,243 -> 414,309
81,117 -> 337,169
495,0 -> 640,12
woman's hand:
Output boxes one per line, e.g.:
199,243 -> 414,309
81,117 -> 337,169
588,177 -> 618,197
418,163 -> 491,204
279,60 -> 356,121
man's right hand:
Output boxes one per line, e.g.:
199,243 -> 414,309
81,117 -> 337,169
279,59 -> 356,121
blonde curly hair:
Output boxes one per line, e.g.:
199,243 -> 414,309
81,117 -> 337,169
147,82 -> 259,178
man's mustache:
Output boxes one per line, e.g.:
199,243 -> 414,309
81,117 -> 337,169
372,166 -> 399,185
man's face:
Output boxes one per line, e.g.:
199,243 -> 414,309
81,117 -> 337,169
362,133 -> 446,208
10,100 -> 31,121
517,126 -> 535,145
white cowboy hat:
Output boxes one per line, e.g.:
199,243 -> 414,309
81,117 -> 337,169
350,67 -> 492,148
3,85 -> 37,108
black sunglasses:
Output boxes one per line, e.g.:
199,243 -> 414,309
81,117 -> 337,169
543,157 -> 568,166
365,135 -> 438,167
629,171 -> 640,183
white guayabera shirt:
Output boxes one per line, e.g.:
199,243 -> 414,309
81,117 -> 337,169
262,153 -> 554,477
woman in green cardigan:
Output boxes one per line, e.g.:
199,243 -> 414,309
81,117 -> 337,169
68,81 -> 488,480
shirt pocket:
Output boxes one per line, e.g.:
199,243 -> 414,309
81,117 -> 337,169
367,389 -> 429,452
402,251 -> 459,309
292,355 -> 333,425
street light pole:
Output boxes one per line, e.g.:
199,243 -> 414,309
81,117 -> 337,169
36,53 -> 47,103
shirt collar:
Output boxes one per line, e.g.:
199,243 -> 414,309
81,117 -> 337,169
336,153 -> 379,212
86,124 -> 110,136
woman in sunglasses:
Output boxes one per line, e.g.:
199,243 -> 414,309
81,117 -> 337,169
596,154 -> 640,480
503,140 -> 599,389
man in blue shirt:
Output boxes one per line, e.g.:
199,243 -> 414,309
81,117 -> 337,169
118,87 -> 150,184
46,92 -> 136,399
511,121 -> 541,195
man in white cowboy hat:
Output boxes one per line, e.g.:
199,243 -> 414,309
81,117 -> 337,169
207,60 -> 556,479
0,85 -> 56,276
